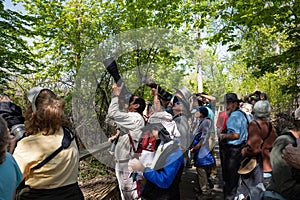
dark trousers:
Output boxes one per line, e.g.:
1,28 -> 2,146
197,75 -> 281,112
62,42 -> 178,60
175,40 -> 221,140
220,142 -> 243,200
16,182 -> 84,200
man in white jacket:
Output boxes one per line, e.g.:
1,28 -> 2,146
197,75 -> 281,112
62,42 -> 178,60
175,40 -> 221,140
106,83 -> 146,200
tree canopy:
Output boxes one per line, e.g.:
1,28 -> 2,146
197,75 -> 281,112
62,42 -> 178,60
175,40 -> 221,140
2,0 -> 299,114
0,0 -> 39,92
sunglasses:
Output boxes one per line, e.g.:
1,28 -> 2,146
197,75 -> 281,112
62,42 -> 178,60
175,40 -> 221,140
175,101 -> 182,105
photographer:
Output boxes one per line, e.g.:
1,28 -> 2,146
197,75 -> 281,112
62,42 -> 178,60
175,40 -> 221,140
242,91 -> 268,106
266,106 -> 300,200
13,87 -> 84,200
106,83 -> 146,200
104,57 -> 146,200
144,78 -> 174,114
0,94 -> 25,153
128,123 -> 184,200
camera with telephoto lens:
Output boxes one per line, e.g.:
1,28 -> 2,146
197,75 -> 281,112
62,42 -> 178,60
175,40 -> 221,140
103,57 -> 132,102
0,96 -> 26,142
10,124 -> 26,141
144,78 -> 173,107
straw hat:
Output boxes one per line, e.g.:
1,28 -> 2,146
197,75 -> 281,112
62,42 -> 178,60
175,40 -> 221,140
238,157 -> 257,174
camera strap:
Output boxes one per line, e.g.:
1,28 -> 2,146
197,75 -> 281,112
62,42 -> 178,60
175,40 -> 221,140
32,127 -> 75,170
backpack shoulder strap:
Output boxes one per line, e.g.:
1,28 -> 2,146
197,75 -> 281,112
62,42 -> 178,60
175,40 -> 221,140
253,120 -> 262,130
237,109 -> 249,125
128,132 -> 136,152
32,127 -> 75,170
264,122 -> 272,140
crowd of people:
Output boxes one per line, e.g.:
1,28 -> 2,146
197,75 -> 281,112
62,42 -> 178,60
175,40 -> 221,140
0,78 -> 299,200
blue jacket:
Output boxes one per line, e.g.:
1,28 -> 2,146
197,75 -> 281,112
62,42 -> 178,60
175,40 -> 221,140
141,142 -> 184,200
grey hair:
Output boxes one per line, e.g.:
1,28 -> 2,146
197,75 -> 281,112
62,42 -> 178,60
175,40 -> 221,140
253,100 -> 271,119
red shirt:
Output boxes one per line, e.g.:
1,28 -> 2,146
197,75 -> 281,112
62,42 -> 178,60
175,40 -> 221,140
216,110 -> 228,133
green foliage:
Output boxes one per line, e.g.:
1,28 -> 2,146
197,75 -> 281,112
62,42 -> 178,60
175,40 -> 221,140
3,0 -> 298,116
195,0 -> 299,110
79,157 -> 110,181
10,0 -> 199,102
0,0 -> 40,91
204,0 -> 299,78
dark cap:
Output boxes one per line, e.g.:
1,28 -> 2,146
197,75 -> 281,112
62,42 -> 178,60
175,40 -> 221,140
198,106 -> 208,118
191,106 -> 209,117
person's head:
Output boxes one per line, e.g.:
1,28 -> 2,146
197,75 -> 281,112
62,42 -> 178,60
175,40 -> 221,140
142,123 -> 171,143
194,106 -> 208,120
197,99 -> 204,106
172,99 -> 183,114
260,93 -> 268,100
253,100 -> 271,120
224,93 -> 241,114
241,102 -> 253,114
253,90 -> 262,98
167,95 -> 178,108
0,116 -> 9,164
172,86 -> 192,117
25,87 -> 66,136
128,95 -> 146,115
201,92 -> 210,104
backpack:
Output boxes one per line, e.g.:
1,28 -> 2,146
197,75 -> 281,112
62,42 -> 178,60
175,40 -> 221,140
279,131 -> 300,183
240,131 -> 294,200
252,120 -> 273,149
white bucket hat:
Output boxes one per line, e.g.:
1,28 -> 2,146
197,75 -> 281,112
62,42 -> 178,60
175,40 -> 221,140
27,87 -> 54,113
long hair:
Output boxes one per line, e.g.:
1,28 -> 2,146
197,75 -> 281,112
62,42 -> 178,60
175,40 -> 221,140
25,90 -> 66,136
0,116 -> 9,164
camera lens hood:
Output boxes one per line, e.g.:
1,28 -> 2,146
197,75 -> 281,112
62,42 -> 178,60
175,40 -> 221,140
11,124 -> 26,141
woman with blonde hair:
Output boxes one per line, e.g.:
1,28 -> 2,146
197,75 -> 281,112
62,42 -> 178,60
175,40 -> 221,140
13,87 -> 84,200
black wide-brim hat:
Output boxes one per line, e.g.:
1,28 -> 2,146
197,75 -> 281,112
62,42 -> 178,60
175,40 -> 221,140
222,93 -> 242,103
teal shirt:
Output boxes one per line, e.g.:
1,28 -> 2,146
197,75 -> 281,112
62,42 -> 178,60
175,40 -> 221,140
0,152 -> 22,200
206,106 -> 215,133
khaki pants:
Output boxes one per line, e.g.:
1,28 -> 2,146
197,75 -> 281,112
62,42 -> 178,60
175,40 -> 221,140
196,165 -> 213,194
